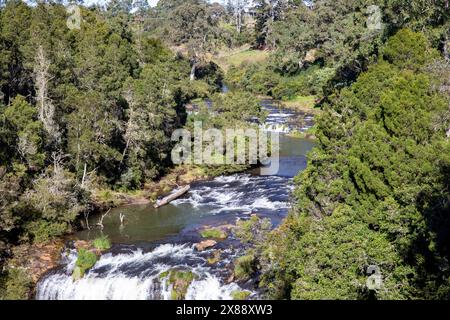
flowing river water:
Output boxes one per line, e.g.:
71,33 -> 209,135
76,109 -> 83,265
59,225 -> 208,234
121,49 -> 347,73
36,99 -> 315,300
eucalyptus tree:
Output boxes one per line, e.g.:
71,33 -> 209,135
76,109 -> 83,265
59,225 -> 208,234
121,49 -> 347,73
167,0 -> 222,80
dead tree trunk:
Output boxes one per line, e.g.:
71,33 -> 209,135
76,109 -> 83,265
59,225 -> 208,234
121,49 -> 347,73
190,62 -> 197,81
97,209 -> 111,229
81,162 -> 87,188
34,46 -> 59,142
444,30 -> 450,61
154,185 -> 191,208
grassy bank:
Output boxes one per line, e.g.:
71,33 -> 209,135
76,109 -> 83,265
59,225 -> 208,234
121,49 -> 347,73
280,95 -> 321,115
214,46 -> 269,72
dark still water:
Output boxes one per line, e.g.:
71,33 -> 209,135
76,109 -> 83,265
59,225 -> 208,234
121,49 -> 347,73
36,100 -> 315,300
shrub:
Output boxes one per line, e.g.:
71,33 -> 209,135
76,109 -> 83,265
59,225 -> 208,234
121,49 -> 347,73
160,269 -> 197,300
92,235 -> 111,251
73,249 -> 97,279
233,215 -> 272,245
3,268 -> 32,300
234,253 -> 256,281
27,220 -> 68,244
383,29 -> 440,71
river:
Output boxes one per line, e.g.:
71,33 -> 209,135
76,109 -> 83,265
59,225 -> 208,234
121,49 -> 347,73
36,99 -> 315,300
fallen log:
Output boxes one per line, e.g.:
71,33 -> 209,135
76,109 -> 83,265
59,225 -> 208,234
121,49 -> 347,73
154,185 -> 190,208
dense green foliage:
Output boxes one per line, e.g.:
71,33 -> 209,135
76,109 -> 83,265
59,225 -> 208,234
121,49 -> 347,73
229,0 -> 449,104
0,1 -> 211,248
92,235 -> 111,251
260,29 -> 450,300
73,248 -> 98,280
1,268 -> 32,300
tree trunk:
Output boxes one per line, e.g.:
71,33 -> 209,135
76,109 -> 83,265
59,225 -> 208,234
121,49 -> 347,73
235,4 -> 242,34
154,185 -> 191,208
444,31 -> 449,61
190,62 -> 196,81
35,46 -> 59,142
81,162 -> 87,188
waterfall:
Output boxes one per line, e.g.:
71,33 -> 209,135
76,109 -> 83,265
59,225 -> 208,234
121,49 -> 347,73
36,244 -> 247,300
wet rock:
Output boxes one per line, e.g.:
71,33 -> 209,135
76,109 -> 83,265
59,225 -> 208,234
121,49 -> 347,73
73,240 -> 91,251
195,239 -> 217,251
226,273 -> 235,284
206,250 -> 221,264
7,240 -> 64,285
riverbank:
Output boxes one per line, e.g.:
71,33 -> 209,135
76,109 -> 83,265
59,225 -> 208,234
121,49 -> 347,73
90,165 -> 210,211
2,163 -> 254,299
279,95 -> 322,115
89,162 -> 254,213
0,240 -> 64,299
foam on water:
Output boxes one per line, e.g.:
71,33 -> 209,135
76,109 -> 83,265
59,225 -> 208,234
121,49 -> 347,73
172,174 -> 291,215
36,243 -> 248,300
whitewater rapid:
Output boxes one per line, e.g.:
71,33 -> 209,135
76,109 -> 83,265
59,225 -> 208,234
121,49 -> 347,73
36,244 -> 244,300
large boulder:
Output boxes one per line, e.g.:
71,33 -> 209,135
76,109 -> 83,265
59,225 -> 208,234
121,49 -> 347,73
195,239 -> 217,251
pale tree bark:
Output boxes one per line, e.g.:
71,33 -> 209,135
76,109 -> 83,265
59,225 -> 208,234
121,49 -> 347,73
97,208 -> 111,229
81,162 -> 87,188
444,30 -> 449,62
235,0 -> 242,33
189,47 -> 201,81
34,46 -> 60,142
190,62 -> 197,81
122,88 -> 138,164
233,0 -> 248,34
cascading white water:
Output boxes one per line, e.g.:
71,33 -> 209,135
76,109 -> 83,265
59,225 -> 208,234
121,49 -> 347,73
36,244 -> 248,300
172,174 -> 289,214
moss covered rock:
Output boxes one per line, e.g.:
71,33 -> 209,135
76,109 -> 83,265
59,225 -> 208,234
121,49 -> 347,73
231,290 -> 251,300
160,269 -> 198,300
199,227 -> 228,240
207,250 -> 221,264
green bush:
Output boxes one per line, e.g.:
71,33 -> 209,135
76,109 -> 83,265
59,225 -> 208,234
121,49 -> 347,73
160,269 -> 197,300
73,249 -> 97,279
3,268 -> 32,300
234,253 -> 256,281
272,65 -> 335,100
92,235 -> 111,251
227,63 -> 280,96
383,29 -> 440,71
27,220 -> 68,244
